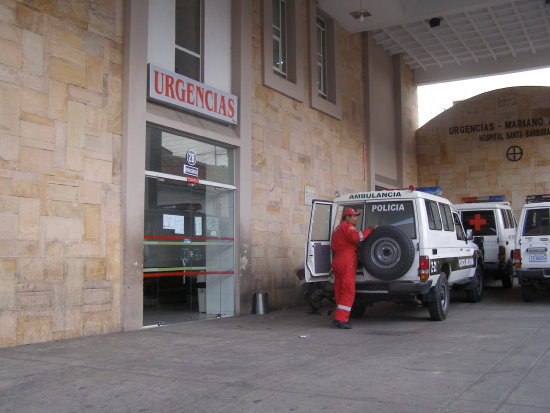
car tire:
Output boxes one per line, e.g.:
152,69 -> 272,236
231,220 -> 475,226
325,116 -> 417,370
428,273 -> 449,321
521,284 -> 535,302
359,226 -> 415,281
465,264 -> 483,303
501,262 -> 514,289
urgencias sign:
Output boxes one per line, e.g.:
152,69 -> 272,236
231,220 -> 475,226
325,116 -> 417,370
148,64 -> 238,125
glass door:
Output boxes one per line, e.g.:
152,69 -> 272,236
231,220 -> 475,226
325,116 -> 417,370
143,126 -> 235,326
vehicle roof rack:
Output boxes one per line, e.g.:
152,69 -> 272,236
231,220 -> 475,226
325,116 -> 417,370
526,194 -> 550,203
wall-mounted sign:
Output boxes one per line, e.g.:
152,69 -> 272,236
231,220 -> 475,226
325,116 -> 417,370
183,165 -> 198,177
447,117 -> 550,143
506,145 -> 523,162
186,150 -> 197,166
148,64 -> 238,125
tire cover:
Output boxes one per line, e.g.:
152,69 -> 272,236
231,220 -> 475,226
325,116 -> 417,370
359,225 -> 415,281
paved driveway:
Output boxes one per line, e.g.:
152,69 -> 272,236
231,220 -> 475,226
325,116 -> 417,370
1,281 -> 550,412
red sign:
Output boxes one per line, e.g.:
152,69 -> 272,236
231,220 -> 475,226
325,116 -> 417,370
148,65 -> 238,125
186,177 -> 199,184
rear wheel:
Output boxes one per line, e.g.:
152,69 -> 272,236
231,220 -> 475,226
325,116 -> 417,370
521,284 -> 535,302
501,262 -> 514,289
428,273 -> 449,321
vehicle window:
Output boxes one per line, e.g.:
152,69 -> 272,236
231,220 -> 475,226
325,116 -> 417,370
364,201 -> 416,239
425,200 -> 442,230
507,209 -> 516,228
334,204 -> 364,232
522,208 -> 550,236
453,213 -> 466,241
439,203 -> 454,231
310,203 -> 332,241
501,209 -> 510,229
461,210 -> 496,236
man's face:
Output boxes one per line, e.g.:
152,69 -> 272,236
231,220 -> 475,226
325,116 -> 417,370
346,215 -> 358,225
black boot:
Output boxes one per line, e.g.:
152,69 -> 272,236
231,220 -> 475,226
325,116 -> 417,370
332,320 -> 352,329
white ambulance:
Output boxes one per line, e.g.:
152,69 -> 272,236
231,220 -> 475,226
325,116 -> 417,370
455,196 -> 517,288
514,194 -> 550,301
305,186 -> 483,321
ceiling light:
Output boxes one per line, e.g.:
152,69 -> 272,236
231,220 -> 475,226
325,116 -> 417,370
350,0 -> 371,21
350,10 -> 371,21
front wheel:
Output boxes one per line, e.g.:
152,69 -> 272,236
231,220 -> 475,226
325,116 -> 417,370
465,265 -> 483,303
427,274 -> 450,321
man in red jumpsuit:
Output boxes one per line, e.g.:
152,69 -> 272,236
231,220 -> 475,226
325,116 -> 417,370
331,208 -> 377,329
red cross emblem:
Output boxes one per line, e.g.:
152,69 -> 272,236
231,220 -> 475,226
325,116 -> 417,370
469,214 -> 486,231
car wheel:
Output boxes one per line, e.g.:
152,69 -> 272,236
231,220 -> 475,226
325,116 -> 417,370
521,284 -> 535,302
501,262 -> 514,289
359,226 -> 415,281
465,264 -> 483,303
428,273 -> 449,321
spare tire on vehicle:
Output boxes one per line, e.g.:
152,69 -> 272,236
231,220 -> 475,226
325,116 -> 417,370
358,225 -> 415,281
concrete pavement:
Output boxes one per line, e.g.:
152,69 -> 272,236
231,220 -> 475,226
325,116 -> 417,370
1,282 -> 550,413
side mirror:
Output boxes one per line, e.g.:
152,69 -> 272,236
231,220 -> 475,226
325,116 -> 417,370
466,229 -> 474,240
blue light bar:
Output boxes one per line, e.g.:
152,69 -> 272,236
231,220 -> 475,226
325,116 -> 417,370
415,186 -> 443,195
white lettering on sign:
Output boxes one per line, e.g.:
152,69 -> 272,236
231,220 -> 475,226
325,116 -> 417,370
148,65 -> 238,125
459,258 -> 474,268
371,203 -> 405,212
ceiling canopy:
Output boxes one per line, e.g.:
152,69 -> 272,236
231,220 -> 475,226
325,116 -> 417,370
318,0 -> 550,85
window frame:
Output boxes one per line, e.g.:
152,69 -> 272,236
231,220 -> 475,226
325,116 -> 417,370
308,3 -> 342,119
262,0 -> 304,101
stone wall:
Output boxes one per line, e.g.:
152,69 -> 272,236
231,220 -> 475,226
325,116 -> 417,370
250,2 -> 370,309
416,86 -> 550,214
0,0 -> 123,346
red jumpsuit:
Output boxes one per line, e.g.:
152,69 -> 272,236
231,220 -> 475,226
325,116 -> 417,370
331,221 -> 372,323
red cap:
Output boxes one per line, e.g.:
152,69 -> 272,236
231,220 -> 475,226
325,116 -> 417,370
343,208 -> 360,216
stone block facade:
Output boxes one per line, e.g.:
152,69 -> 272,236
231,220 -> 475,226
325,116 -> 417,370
416,86 -> 550,215
0,0 -> 123,346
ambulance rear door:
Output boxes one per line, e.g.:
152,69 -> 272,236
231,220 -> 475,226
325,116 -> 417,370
305,200 -> 336,282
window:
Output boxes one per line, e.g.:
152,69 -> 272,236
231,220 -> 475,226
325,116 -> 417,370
461,210 -> 496,236
310,203 -> 332,241
501,209 -> 510,229
454,213 -> 466,241
365,201 -> 416,239
308,4 -> 342,119
425,200 -> 442,230
175,0 -> 202,81
262,0 -> 304,101
272,0 -> 287,78
439,203 -> 454,232
316,16 -> 327,98
522,208 -> 550,236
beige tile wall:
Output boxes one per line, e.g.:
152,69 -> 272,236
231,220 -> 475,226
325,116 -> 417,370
0,0 -> 123,346
250,2 -> 375,308
416,86 -> 550,215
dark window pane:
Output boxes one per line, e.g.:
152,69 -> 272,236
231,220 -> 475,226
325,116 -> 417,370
175,0 -> 201,54
175,49 -> 200,80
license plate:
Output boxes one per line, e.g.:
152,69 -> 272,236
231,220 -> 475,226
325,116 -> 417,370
529,253 -> 547,262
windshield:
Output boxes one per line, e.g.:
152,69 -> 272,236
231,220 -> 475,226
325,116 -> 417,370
364,201 -> 416,239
